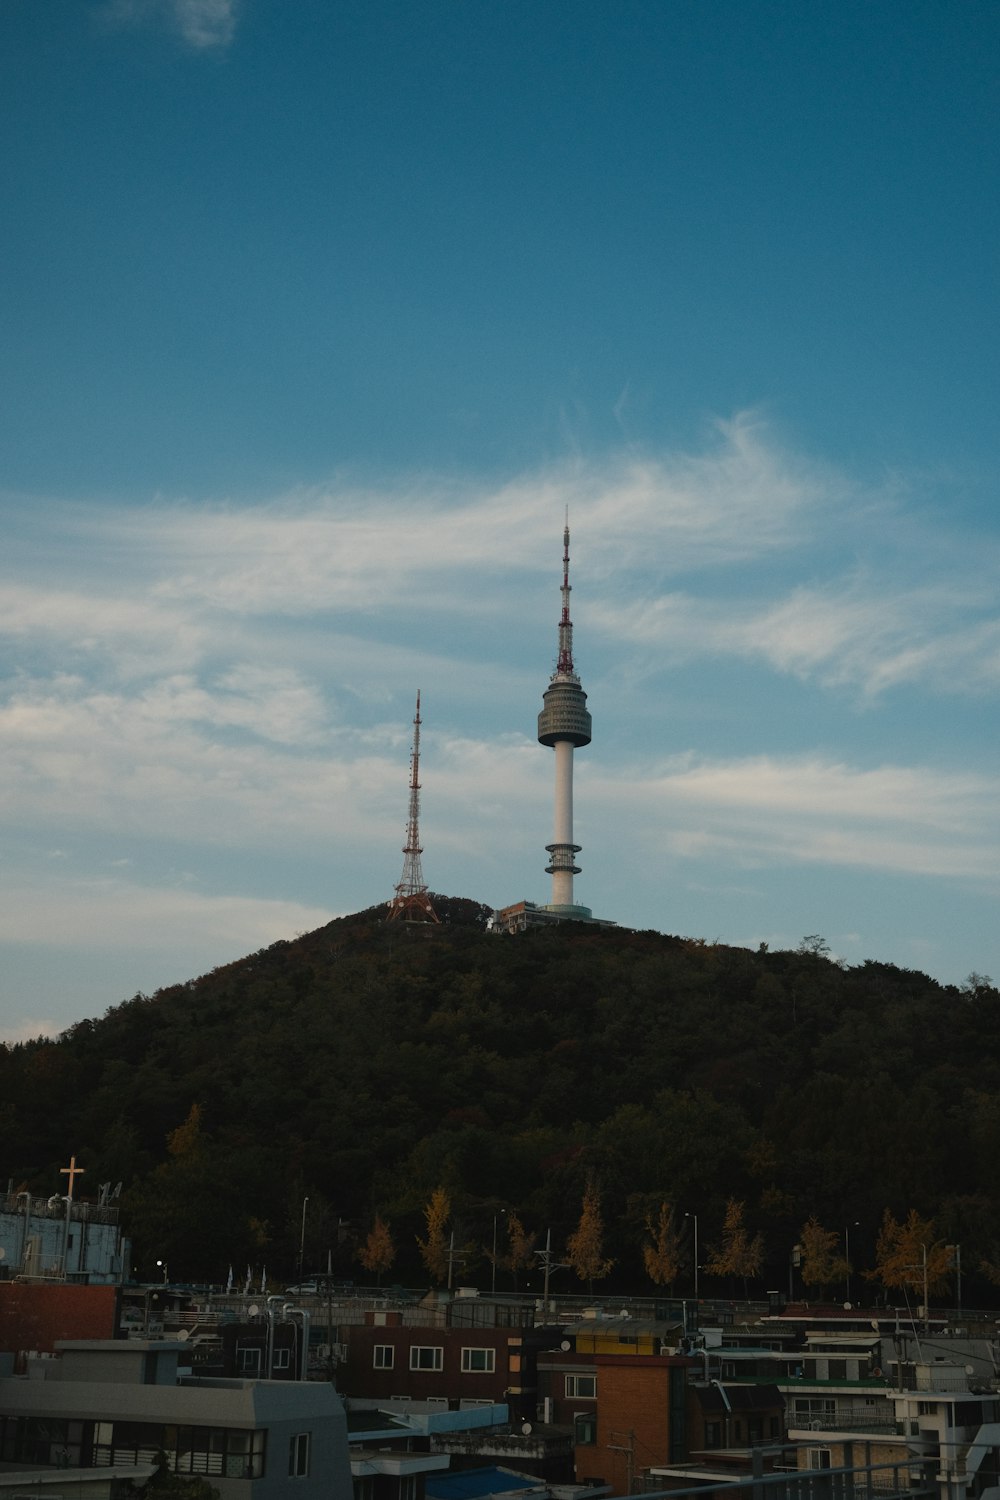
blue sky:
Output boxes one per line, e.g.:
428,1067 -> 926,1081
1,0 -> 998,1040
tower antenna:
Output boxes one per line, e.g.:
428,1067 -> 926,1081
387,691 -> 439,923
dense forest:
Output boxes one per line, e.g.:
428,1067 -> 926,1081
2,897 -> 999,1302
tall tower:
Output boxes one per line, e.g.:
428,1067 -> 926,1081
387,691 -> 439,923
537,515 -> 592,915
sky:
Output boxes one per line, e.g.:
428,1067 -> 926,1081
1,0 -> 998,1042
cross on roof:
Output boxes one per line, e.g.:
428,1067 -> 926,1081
60,1154 -> 84,1201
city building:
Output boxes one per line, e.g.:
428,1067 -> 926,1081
0,1336 -> 352,1500
0,1172 -> 129,1285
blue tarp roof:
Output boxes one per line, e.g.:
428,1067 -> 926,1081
425,1467 -> 541,1500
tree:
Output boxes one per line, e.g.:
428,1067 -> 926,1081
130,1453 -> 220,1500
497,1211 -> 536,1290
799,1217 -> 848,1296
866,1208 -> 952,1296
416,1187 -> 451,1284
357,1213 -> 395,1284
704,1198 -> 764,1291
565,1180 -> 614,1290
642,1201 -> 682,1288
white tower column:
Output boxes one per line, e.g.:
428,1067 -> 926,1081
551,741 -> 575,906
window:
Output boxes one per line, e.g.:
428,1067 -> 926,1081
89,1421 -> 265,1478
409,1346 -> 444,1371
289,1432 -> 310,1478
794,1397 -> 836,1422
373,1345 -> 395,1369
238,1347 -> 261,1374
273,1348 -> 291,1372
809,1449 -> 832,1471
828,1359 -> 847,1379
461,1347 -> 496,1373
575,1414 -> 597,1445
918,1402 -> 938,1416
704,1422 -> 721,1447
565,1374 -> 596,1399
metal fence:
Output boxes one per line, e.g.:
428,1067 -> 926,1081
638,1456 -> 935,1500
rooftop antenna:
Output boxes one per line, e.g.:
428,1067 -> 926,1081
387,691 -> 439,924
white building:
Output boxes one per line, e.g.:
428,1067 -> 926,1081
0,1338 -> 352,1500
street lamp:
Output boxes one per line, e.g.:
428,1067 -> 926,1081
844,1222 -> 859,1302
299,1197 -> 308,1284
685,1212 -> 699,1300
491,1210 -> 506,1296
156,1259 -> 168,1284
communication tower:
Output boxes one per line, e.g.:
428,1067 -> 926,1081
387,691 -> 439,923
536,514 -> 593,915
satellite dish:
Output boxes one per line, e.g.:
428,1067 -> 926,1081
521,1422 -> 533,1435
560,1339 -> 572,1351
248,1304 -> 260,1317
843,1301 -> 853,1310
966,1365 -> 976,1375
175,1329 -> 190,1341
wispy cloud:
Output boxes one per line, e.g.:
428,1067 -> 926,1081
596,754 -> 1000,885
99,0 -> 239,51
0,873 -> 330,953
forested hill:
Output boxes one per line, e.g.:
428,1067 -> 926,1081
3,898 -> 999,1299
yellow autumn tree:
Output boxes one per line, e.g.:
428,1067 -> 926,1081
799,1217 -> 849,1294
416,1186 -> 451,1283
497,1212 -> 537,1290
643,1201 -> 682,1288
357,1213 -> 396,1284
167,1103 -> 204,1158
566,1180 -> 614,1290
866,1209 -> 952,1295
704,1198 -> 764,1291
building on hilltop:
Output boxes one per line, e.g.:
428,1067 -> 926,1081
494,518 -> 615,935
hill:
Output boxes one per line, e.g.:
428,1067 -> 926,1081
2,898 -> 998,1298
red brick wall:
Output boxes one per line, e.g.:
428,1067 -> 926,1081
341,1324 -> 515,1405
573,1356 -> 684,1488
0,1283 -> 119,1367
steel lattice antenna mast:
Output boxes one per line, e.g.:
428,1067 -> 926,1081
537,512 -> 592,910
387,691 -> 439,923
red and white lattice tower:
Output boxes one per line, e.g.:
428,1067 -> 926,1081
387,691 -> 439,923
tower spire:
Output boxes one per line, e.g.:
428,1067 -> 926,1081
387,691 -> 439,923
556,506 -> 575,677
537,516 -> 592,912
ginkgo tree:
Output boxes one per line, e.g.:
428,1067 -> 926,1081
416,1186 -> 451,1284
642,1200 -> 683,1288
866,1209 -> 953,1299
704,1198 -> 764,1293
565,1179 -> 614,1291
799,1217 -> 849,1296
357,1212 -> 396,1284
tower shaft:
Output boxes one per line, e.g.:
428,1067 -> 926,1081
388,691 -> 439,923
